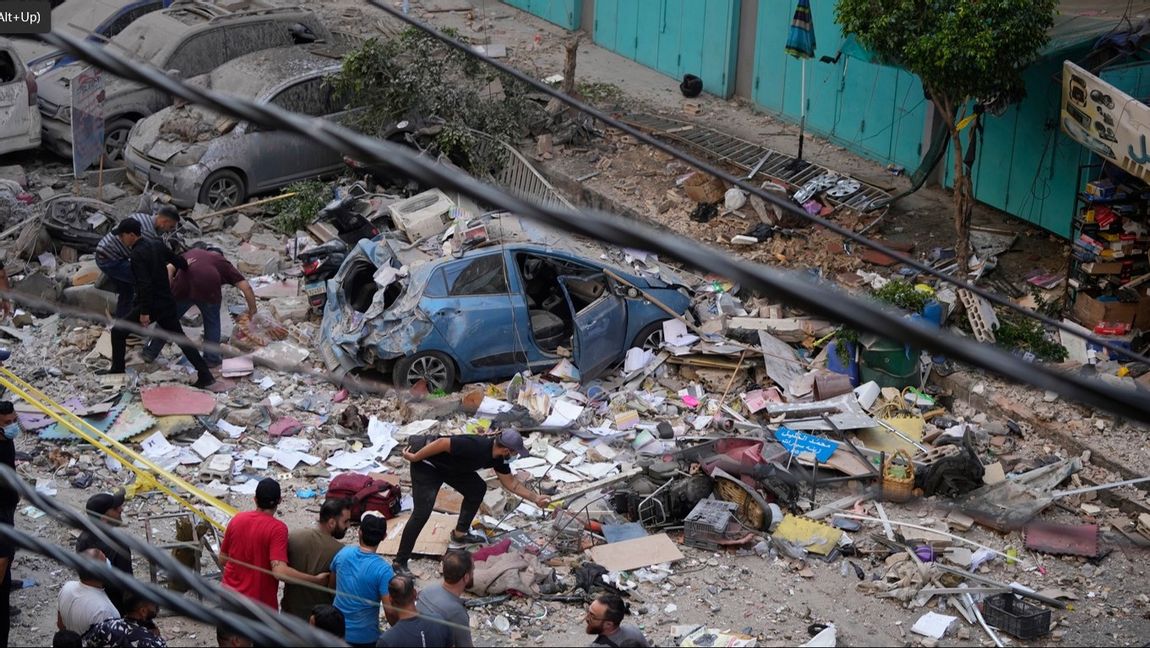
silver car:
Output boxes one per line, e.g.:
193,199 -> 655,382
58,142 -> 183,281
0,37 -> 41,155
36,1 -> 329,161
124,44 -> 356,208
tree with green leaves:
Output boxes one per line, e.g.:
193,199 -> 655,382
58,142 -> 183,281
836,0 -> 1056,265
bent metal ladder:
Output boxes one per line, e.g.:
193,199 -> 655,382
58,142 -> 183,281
0,367 -> 237,531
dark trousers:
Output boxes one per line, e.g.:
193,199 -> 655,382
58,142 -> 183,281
1,506 -> 15,648
111,305 -> 213,384
395,463 -> 486,565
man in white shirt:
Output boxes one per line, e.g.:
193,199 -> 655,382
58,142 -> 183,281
57,548 -> 120,635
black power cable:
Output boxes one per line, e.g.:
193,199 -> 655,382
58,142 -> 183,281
34,29 -> 1150,422
0,469 -> 344,647
364,0 -> 1150,367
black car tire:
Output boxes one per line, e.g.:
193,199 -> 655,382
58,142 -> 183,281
103,117 -> 136,163
393,351 -> 456,392
632,320 -> 667,352
199,169 -> 246,210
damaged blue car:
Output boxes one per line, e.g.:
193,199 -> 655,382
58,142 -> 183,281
317,221 -> 693,391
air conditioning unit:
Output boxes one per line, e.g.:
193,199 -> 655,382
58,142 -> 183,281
388,189 -> 454,242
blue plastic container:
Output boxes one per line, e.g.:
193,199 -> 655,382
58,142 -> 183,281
826,340 -> 860,386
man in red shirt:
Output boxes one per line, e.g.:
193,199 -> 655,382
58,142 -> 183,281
143,247 -> 258,367
220,479 -> 328,610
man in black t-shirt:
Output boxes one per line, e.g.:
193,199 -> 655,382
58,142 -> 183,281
395,429 -> 549,577
377,575 -> 451,648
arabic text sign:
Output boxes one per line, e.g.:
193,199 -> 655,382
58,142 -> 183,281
1061,61 -> 1150,183
71,66 -> 105,177
775,426 -> 838,462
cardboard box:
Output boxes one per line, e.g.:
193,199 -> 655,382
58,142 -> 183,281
1072,291 -> 1138,327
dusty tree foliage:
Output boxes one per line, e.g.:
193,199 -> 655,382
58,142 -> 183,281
836,0 -> 1056,265
331,29 -> 543,178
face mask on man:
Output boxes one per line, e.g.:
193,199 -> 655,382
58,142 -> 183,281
2,422 -> 19,441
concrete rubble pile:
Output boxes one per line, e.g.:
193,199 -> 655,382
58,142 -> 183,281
1,160 -> 1149,647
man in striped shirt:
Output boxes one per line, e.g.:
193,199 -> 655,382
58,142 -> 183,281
95,206 -> 181,318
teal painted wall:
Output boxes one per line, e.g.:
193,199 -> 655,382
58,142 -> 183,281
942,51 -> 1107,239
503,0 -> 582,30
751,0 -> 929,172
592,0 -> 741,98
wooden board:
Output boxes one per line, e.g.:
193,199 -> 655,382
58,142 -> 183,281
378,512 -> 455,557
587,533 -> 683,572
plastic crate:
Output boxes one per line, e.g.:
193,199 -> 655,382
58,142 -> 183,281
982,594 -> 1051,640
684,498 -> 735,550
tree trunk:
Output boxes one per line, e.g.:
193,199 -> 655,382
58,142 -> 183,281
546,34 -> 583,116
950,128 -> 972,269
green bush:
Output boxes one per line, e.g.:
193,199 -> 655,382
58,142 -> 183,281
267,180 -> 330,235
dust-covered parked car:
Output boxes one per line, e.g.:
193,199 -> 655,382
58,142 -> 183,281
0,38 -> 41,155
124,44 -> 356,209
10,0 -> 175,78
317,217 -> 693,391
36,1 -> 330,161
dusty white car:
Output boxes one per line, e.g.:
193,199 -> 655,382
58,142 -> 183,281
0,38 -> 41,156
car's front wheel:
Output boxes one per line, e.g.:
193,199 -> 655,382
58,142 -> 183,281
104,118 -> 136,163
392,351 -> 456,392
632,321 -> 667,352
198,169 -> 246,209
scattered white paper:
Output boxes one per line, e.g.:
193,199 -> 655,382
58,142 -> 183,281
190,432 -> 224,459
326,450 -> 378,471
575,462 -> 619,480
544,445 -> 567,465
477,396 -> 514,414
276,437 -> 313,453
548,468 -> 585,483
662,319 -> 698,348
395,419 -> 437,441
251,456 -> 269,470
624,347 -> 655,371
34,480 -> 57,496
267,393 -> 284,407
140,432 -> 175,459
911,612 -> 956,639
542,399 -> 585,427
258,376 -> 276,390
104,454 -> 122,472
368,417 -> 399,459
230,479 -> 260,495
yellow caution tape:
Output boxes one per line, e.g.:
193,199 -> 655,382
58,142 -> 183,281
0,368 -> 236,531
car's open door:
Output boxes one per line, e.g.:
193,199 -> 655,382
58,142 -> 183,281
559,274 -> 626,381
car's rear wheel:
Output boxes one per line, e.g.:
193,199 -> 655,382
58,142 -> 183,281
392,351 -> 456,392
199,169 -> 246,209
632,321 -> 667,352
103,118 -> 136,163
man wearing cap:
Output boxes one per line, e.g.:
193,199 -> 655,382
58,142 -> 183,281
0,401 -> 20,648
75,490 -> 132,613
220,478 -> 329,610
95,206 -> 182,319
395,429 -> 549,577
101,218 -> 227,392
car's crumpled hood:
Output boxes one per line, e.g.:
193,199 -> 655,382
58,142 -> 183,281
128,109 -> 194,162
319,238 -> 438,372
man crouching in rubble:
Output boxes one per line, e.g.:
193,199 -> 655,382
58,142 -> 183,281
98,219 -> 228,392
395,428 -> 550,578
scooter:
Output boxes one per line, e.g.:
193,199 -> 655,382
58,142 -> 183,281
315,189 -> 380,246
298,239 -> 349,313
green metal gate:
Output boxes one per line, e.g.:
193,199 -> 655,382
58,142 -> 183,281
751,0 -> 929,172
592,0 -> 741,98
502,0 -> 582,30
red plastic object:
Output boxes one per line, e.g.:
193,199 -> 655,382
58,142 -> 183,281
1093,321 -> 1131,335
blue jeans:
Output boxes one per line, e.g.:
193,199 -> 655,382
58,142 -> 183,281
144,300 -> 222,366
96,257 -> 134,319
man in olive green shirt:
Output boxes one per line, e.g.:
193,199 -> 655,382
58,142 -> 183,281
281,499 -> 351,619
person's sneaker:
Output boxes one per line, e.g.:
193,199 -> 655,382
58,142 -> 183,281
95,368 -> 125,376
449,531 -> 488,548
193,378 -> 234,393
392,562 -> 414,579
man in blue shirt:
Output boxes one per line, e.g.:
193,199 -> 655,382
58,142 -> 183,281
331,514 -> 393,648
